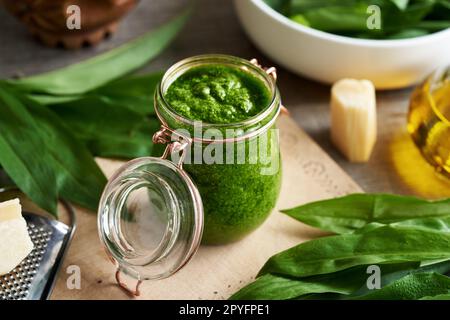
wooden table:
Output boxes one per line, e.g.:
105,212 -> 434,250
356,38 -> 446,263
1,0 -> 449,198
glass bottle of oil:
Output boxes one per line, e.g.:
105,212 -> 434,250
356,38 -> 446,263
408,67 -> 450,179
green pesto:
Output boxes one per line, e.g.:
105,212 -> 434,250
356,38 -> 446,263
184,132 -> 282,244
163,63 -> 281,244
164,65 -> 272,124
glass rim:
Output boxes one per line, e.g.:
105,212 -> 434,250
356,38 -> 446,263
155,54 -> 280,130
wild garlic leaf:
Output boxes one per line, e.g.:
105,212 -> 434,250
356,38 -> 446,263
232,257 -> 450,300
353,272 -> 450,300
0,87 -> 59,214
230,274 -> 352,300
7,10 -> 189,95
22,96 -> 107,212
230,262 -> 420,300
48,96 -> 163,158
29,72 -> 163,116
276,0 -> 447,38
390,0 -> 410,10
259,226 -> 450,278
90,72 -> 164,116
282,194 -> 450,234
420,293 -> 450,300
293,4 -> 372,32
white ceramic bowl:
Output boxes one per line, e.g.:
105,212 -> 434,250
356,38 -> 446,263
234,0 -> 450,89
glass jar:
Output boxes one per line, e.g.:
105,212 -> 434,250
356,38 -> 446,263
408,66 -> 450,179
98,55 -> 282,295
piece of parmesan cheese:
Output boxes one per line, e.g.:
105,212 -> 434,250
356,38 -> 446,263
0,198 -> 34,276
331,79 -> 377,162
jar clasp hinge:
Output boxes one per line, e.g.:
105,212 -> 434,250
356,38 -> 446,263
250,58 -> 289,116
103,247 -> 143,296
152,125 -> 192,168
115,268 -> 143,297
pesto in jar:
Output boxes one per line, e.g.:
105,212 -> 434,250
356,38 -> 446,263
164,65 -> 272,124
163,62 -> 281,244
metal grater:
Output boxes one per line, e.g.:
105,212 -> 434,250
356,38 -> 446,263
0,188 -> 76,300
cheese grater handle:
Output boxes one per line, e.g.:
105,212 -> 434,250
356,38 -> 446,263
39,198 -> 76,300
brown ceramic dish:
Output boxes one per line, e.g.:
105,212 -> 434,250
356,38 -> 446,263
1,0 -> 138,49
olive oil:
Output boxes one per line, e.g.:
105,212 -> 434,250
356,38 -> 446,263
408,71 -> 450,179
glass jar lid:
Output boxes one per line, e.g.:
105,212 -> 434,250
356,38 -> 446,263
98,155 -> 203,294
